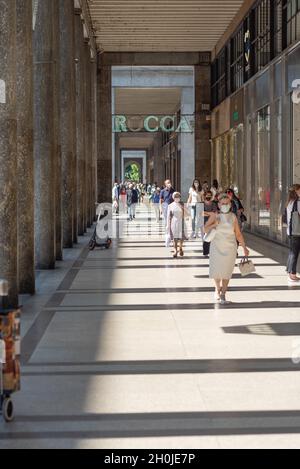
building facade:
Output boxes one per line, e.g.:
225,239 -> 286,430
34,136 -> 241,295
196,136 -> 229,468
211,0 -> 300,244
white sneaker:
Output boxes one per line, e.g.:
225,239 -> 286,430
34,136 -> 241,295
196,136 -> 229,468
288,277 -> 300,284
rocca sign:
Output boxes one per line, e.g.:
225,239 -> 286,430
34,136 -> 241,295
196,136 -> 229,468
112,114 -> 194,133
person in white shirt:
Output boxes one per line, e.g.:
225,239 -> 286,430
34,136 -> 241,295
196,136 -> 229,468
286,184 -> 300,283
187,179 -> 203,238
112,183 -> 119,214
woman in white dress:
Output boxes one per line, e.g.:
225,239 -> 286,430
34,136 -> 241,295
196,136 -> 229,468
204,194 -> 249,304
167,192 -> 188,258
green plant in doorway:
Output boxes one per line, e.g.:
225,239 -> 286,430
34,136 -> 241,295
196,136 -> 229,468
125,163 -> 141,182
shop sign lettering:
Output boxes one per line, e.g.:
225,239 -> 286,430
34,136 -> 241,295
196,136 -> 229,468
113,115 -> 194,133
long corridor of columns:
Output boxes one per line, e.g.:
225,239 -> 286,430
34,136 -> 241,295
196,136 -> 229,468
0,0 -> 98,307
1,205 -> 300,448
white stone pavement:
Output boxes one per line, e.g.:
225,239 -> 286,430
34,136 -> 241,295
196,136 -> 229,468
1,205 -> 300,449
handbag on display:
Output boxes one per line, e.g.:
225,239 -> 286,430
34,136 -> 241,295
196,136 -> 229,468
239,257 -> 256,277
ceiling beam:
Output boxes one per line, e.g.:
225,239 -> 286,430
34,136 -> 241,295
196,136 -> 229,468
99,52 -> 211,67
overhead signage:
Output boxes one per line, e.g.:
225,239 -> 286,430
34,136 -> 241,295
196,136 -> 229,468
112,115 -> 194,133
244,29 -> 251,72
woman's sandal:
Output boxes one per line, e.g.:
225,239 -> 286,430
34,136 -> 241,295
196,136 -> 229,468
179,250 -> 184,257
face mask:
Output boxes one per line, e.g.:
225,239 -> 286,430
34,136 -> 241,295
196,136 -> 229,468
174,198 -> 181,203
220,204 -> 231,214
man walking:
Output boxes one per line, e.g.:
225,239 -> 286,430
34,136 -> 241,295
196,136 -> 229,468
127,183 -> 138,221
160,179 -> 175,227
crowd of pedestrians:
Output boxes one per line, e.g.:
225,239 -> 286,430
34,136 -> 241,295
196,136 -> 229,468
112,178 -> 300,303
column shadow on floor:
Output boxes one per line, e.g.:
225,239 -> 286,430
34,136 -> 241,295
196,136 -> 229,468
3,410 -> 300,440
223,322 -> 300,336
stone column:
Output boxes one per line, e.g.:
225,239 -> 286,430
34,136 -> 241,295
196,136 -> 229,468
53,0 -> 62,260
153,133 -> 164,186
0,0 -> 18,306
84,41 -> 92,228
33,0 -> 56,269
180,86 -> 195,199
195,65 -> 211,182
82,40 -> 88,232
16,0 -> 35,295
75,10 -> 85,236
97,65 -> 112,203
59,0 -> 76,248
88,58 -> 95,226
115,134 -> 121,183
71,11 -> 78,245
90,59 -> 98,222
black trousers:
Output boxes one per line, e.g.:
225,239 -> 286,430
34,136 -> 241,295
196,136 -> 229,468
287,236 -> 300,274
203,241 -> 210,256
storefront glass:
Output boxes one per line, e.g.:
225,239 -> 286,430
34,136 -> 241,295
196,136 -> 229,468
273,99 -> 283,239
292,95 -> 300,182
214,132 -> 230,192
232,124 -> 244,198
256,106 -> 271,232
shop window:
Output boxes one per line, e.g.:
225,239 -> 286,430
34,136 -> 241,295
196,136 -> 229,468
292,93 -> 300,183
273,99 -> 283,238
233,125 -> 244,200
275,0 -> 284,55
211,47 -> 227,107
285,0 -> 300,46
231,27 -> 244,93
252,0 -> 272,74
256,106 -> 271,230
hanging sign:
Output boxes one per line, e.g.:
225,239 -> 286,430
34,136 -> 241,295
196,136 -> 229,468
244,30 -> 251,72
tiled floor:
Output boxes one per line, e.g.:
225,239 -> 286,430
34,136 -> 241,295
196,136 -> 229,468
1,205 -> 300,449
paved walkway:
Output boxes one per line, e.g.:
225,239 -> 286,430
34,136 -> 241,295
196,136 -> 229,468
1,205 -> 300,449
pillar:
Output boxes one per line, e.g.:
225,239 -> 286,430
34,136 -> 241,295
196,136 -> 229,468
0,0 -> 18,306
59,0 -> 76,248
180,86 -> 195,199
91,59 -> 98,222
195,65 -> 211,182
88,58 -> 95,226
16,0 -> 35,294
53,0 -> 63,260
97,65 -> 112,203
75,9 -> 85,236
72,14 -> 78,245
82,40 -> 88,232
33,0 -> 56,269
84,41 -> 92,228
